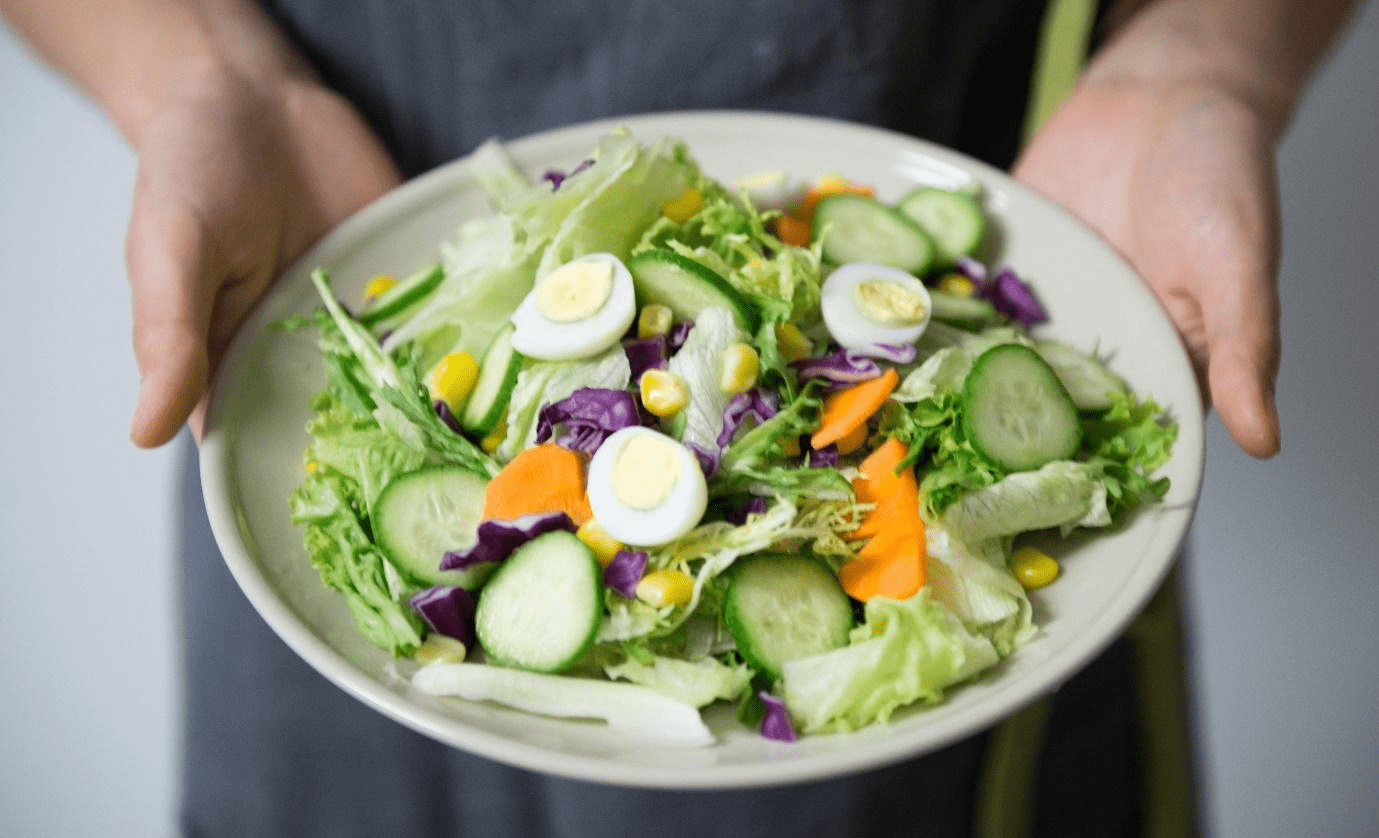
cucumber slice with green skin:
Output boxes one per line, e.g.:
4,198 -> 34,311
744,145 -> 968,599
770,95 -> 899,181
724,554 -> 853,683
474,530 -> 604,673
358,263 -> 445,330
962,343 -> 1082,471
374,465 -> 491,589
813,193 -> 935,275
626,249 -> 759,333
897,187 -> 986,266
460,321 -> 523,437
928,288 -> 1000,331
1032,339 -> 1129,412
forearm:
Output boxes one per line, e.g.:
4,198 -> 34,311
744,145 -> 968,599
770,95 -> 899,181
1091,0 -> 1362,138
0,0 -> 314,147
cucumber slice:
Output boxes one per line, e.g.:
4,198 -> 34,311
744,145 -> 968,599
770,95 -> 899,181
374,465 -> 491,589
962,343 -> 1082,471
474,530 -> 603,673
724,554 -> 853,682
1033,339 -> 1129,412
812,193 -> 935,275
897,187 -> 986,266
459,321 -> 523,437
626,249 -> 759,333
358,263 -> 445,330
928,288 -> 1000,331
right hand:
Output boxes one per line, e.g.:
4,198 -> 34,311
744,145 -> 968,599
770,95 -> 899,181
125,66 -> 401,447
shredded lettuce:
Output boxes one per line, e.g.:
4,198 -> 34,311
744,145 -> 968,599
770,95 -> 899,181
666,307 -> 748,453
602,652 -> 752,708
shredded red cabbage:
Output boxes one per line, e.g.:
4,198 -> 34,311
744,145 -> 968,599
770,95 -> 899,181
725,495 -> 769,525
717,388 -> 781,447
433,399 -> 464,435
409,585 -> 477,648
685,441 -> 720,478
536,388 -> 643,454
439,512 -> 576,571
622,335 -> 669,381
953,255 -> 989,284
542,158 -> 593,190
604,550 -> 648,598
793,343 -> 918,384
984,266 -> 1048,325
803,436 -> 839,467
758,691 -> 798,742
667,320 -> 694,349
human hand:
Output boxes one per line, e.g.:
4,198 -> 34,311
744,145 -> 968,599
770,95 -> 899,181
125,67 -> 400,447
1014,77 -> 1282,458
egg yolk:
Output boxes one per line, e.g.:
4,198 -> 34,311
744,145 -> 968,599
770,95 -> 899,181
536,260 -> 614,322
853,279 -> 927,326
612,433 -> 683,511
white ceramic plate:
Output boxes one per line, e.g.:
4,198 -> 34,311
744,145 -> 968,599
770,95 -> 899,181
200,110 -> 1204,790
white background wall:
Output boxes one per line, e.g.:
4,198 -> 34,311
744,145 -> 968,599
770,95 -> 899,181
2,6 -> 1376,836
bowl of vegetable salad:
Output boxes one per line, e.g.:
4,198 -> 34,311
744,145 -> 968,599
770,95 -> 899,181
199,111 -> 1204,789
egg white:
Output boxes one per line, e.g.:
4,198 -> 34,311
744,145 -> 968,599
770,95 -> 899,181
510,252 -> 637,361
820,262 -> 934,349
586,426 -> 708,548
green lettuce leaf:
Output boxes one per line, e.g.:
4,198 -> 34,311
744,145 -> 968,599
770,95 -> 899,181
781,590 -> 998,733
494,344 -> 631,463
923,521 -> 1036,655
601,652 -> 753,708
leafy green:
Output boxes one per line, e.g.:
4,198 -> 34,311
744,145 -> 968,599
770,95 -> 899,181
781,590 -> 998,734
601,652 -> 753,708
713,379 -> 852,502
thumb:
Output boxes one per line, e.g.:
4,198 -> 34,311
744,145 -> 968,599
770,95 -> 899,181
126,184 -> 217,448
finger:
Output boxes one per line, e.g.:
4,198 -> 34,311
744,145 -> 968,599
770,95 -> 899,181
1199,250 -> 1282,459
126,182 -> 218,448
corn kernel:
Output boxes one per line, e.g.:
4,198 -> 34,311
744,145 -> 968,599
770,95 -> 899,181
774,322 -> 814,363
364,274 -> 398,299
414,634 -> 467,664
428,351 -> 480,410
480,410 -> 508,453
305,460 -> 319,475
835,422 -> 869,456
636,568 -> 695,608
719,343 -> 760,394
661,188 -> 705,223
576,518 -> 627,567
640,369 -> 691,417
1009,546 -> 1060,590
937,272 -> 976,297
637,304 -> 675,339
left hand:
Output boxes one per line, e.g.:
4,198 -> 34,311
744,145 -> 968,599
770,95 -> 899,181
1014,75 -> 1282,458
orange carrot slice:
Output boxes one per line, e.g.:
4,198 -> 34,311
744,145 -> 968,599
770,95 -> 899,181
810,368 -> 899,451
482,443 -> 594,526
774,213 -> 813,247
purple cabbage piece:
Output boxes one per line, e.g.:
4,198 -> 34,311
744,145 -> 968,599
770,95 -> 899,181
433,400 -> 464,435
758,691 -> 798,742
725,495 -> 768,526
603,550 -> 649,599
860,342 -> 918,364
667,320 -> 694,350
542,158 -> 594,190
984,266 -> 1048,325
953,255 -> 990,284
536,388 -> 643,454
622,335 -> 669,381
439,511 -> 576,571
409,585 -> 477,649
792,349 -> 880,383
685,441 -> 720,478
716,388 -> 781,448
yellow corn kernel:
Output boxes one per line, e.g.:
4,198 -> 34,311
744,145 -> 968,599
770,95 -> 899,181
937,272 -> 976,297
305,459 -> 319,475
636,568 -> 695,608
414,634 -> 467,664
774,321 -> 814,363
816,174 -> 851,192
364,274 -> 398,299
640,369 -> 691,417
480,411 -> 508,453
661,188 -> 704,223
576,518 -> 627,568
428,351 -> 480,410
1009,546 -> 1060,590
637,304 -> 675,339
835,422 -> 869,456
719,343 -> 760,394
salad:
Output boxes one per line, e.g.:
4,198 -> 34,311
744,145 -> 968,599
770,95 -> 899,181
288,129 -> 1176,746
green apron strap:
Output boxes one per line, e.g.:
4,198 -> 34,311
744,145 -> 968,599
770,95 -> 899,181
972,694 -> 1054,838
1022,0 -> 1099,141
